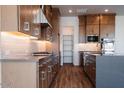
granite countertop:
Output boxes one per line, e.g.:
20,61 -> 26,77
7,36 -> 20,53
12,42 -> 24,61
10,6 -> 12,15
0,55 -> 52,62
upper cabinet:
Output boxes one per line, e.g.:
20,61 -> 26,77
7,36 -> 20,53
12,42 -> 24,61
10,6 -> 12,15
100,14 -> 115,25
42,5 -> 52,25
78,15 -> 86,43
100,14 -> 115,39
86,15 -> 100,37
19,5 -> 41,37
1,5 -> 18,31
31,5 -> 41,38
51,8 -> 60,55
1,5 -> 41,38
86,15 -> 99,25
19,5 -> 32,35
79,14 -> 115,43
79,15 -> 85,26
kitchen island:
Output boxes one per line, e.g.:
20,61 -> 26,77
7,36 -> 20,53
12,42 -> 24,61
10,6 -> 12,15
80,51 -> 124,88
96,55 -> 124,88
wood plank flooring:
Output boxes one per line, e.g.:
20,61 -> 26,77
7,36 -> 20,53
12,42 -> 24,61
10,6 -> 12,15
50,64 -> 93,88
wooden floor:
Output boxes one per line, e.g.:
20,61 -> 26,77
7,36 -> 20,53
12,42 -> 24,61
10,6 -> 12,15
50,64 -> 93,88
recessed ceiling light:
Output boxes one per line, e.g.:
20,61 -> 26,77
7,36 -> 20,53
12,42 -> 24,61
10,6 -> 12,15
104,9 -> 109,12
69,9 -> 72,13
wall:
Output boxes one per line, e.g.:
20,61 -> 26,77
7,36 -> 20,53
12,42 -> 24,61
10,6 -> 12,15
115,16 -> 124,55
60,17 -> 79,66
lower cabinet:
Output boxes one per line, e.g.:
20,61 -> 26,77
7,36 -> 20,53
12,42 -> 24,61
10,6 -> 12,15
39,56 -> 59,88
39,61 -> 48,88
84,55 -> 96,86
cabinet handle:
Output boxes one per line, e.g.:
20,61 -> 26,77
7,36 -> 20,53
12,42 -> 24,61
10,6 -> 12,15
41,71 -> 46,81
48,66 -> 52,72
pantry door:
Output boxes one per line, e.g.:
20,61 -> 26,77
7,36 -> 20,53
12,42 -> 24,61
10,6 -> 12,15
62,26 -> 73,64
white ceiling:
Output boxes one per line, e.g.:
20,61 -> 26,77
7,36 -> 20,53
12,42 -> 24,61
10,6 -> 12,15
52,5 -> 124,16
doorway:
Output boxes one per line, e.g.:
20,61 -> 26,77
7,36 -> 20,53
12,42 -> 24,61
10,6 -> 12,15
62,26 -> 74,64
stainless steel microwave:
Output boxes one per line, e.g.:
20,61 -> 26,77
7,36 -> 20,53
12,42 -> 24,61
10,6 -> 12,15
87,35 -> 99,42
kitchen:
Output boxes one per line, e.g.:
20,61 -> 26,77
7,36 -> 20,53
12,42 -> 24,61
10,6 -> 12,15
0,5 -> 124,88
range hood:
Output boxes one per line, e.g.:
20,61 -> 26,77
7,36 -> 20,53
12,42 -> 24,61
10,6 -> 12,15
40,6 -> 52,28
32,5 -> 51,27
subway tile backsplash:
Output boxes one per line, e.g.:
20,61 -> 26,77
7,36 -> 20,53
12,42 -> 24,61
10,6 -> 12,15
79,43 -> 101,51
0,32 -> 47,59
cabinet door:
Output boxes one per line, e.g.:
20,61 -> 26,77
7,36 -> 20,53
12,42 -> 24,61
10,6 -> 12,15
45,26 -> 52,41
86,25 -> 99,36
86,15 -> 100,42
100,24 -> 115,39
31,5 -> 41,38
100,15 -> 115,25
43,5 -> 52,25
79,26 -> 86,43
78,15 -> 86,43
86,15 -> 99,25
1,5 -> 18,31
100,15 -> 115,39
52,8 -> 60,55
79,15 -> 85,26
19,5 -> 32,35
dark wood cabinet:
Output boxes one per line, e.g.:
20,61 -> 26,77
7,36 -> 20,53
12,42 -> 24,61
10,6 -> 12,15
31,5 -> 41,38
78,15 -> 86,43
19,5 -> 53,39
79,15 -> 86,26
78,14 -> 115,43
51,8 -> 60,56
100,14 -> 115,25
86,25 -> 99,36
84,54 -> 96,86
86,15 -> 100,38
19,5 -> 32,35
43,5 -> 52,25
40,26 -> 52,41
79,52 -> 84,67
19,5 -> 41,37
39,56 -> 59,88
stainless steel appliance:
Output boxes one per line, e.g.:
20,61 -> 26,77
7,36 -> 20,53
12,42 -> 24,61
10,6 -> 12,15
87,35 -> 99,42
101,38 -> 115,55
